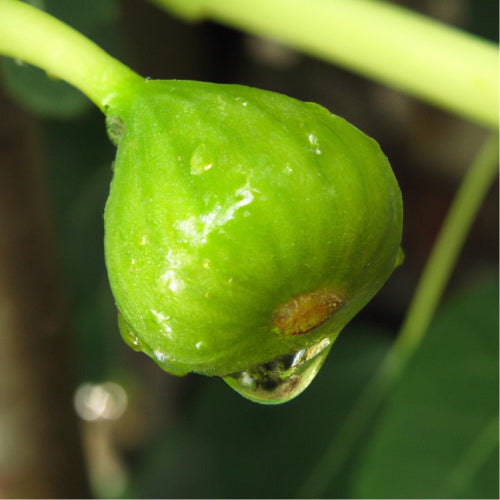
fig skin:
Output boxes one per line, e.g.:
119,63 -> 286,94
104,79 -> 403,378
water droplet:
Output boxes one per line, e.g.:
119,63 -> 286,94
175,182 -> 255,245
153,349 -> 168,362
307,133 -> 322,155
106,115 -> 125,146
223,338 -> 332,404
160,269 -> 185,293
308,133 -> 318,145
151,309 -> 173,338
190,144 -> 213,175
117,312 -> 142,352
128,258 -> 136,274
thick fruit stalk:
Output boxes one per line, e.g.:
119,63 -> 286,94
104,80 -> 403,403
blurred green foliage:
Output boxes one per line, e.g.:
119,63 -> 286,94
353,278 -> 499,498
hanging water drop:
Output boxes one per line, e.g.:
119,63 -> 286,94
223,337 -> 332,404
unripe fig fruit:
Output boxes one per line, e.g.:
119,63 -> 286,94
104,80 -> 403,404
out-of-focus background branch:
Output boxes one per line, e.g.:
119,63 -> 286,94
0,88 -> 90,497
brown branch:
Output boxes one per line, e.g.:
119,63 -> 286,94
0,89 -> 91,498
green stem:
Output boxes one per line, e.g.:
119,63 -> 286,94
152,0 -> 499,129
386,134 -> 499,373
0,0 -> 142,112
297,134 -> 499,498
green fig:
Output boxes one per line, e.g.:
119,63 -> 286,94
103,79 -> 403,404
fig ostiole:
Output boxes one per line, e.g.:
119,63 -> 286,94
103,79 -> 403,404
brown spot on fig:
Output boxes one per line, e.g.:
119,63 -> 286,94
272,289 -> 344,336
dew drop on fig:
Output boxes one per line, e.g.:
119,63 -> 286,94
190,144 -> 213,175
223,337 -> 332,404
106,115 -> 125,146
117,312 -> 142,352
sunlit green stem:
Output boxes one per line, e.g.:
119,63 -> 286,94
0,0 -> 142,111
386,134 -> 499,373
152,0 -> 498,129
298,134 -> 499,497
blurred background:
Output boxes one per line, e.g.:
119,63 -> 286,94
0,0 -> 498,497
